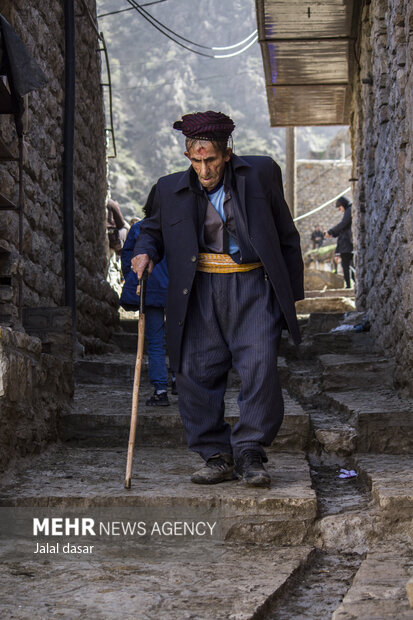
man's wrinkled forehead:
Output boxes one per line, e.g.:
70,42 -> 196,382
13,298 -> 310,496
187,140 -> 220,157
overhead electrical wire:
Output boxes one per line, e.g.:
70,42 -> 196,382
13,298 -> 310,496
212,30 -> 257,51
213,36 -> 258,58
125,0 -> 213,57
127,0 -> 211,50
128,0 -> 258,55
98,1 -> 168,18
126,0 -> 257,52
106,0 -> 258,58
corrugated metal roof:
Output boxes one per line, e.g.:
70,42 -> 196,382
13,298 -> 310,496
256,0 -> 360,126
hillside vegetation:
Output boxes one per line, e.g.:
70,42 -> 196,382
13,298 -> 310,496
97,0 -> 345,218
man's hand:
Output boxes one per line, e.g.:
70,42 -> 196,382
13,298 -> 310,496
131,254 -> 154,279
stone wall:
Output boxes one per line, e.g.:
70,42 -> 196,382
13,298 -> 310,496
295,160 -> 353,255
0,0 -> 118,351
351,0 -> 413,392
0,2 -> 119,470
0,317 -> 73,472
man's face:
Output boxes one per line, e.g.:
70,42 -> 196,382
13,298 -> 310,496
185,140 -> 232,191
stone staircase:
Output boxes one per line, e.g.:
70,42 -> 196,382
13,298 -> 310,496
41,319 -> 316,549
2,313 -> 413,618
60,355 -> 308,451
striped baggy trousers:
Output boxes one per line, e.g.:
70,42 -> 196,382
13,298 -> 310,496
175,267 -> 284,461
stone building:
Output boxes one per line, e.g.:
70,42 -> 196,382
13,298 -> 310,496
0,1 -> 118,471
257,0 -> 413,395
351,0 -> 413,393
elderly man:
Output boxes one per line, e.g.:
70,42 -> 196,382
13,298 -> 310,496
132,111 -> 303,488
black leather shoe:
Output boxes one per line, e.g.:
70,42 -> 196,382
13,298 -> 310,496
191,454 -> 234,484
145,390 -> 170,407
234,450 -> 271,488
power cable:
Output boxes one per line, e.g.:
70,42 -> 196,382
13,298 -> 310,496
214,36 -> 258,58
131,0 -> 258,52
106,0 -> 258,58
125,0 -> 214,57
98,0 -> 168,18
212,30 -> 257,51
127,0 -> 211,49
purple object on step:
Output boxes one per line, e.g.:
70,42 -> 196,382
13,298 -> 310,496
338,468 -> 357,479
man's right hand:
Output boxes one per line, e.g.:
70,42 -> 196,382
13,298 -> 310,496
131,254 -> 154,279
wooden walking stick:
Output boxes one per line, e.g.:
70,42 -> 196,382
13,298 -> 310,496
124,269 -> 148,489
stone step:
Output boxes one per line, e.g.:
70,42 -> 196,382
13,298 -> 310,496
0,539 -> 313,619
308,455 -> 413,555
305,288 -> 355,299
111,330 -> 139,354
111,329 -> 293,358
332,544 -> 413,619
324,389 -> 413,453
310,409 -> 357,456
0,445 -> 317,546
302,311 -> 345,335
298,331 -> 376,358
319,353 -> 395,391
75,353 -> 239,385
354,454 -> 413,522
75,354 -> 289,387
119,318 -> 139,333
296,296 -> 356,315
60,386 -> 310,452
75,353 -> 147,385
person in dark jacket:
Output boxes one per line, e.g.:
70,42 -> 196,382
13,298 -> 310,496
325,196 -> 354,288
132,111 -> 304,488
120,186 -> 175,405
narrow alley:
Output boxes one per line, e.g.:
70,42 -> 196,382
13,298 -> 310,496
2,1 -> 413,618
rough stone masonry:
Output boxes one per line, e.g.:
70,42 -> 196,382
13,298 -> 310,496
0,0 -> 118,350
0,1 -> 119,471
351,0 -> 413,393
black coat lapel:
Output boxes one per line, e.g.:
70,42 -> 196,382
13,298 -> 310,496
235,172 -> 248,226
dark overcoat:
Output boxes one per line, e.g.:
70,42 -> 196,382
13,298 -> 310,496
328,206 -> 353,254
133,154 -> 304,370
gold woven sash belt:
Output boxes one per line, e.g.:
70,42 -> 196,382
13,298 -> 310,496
197,253 -> 263,274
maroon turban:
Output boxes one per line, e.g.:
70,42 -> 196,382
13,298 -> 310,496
173,111 -> 235,141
